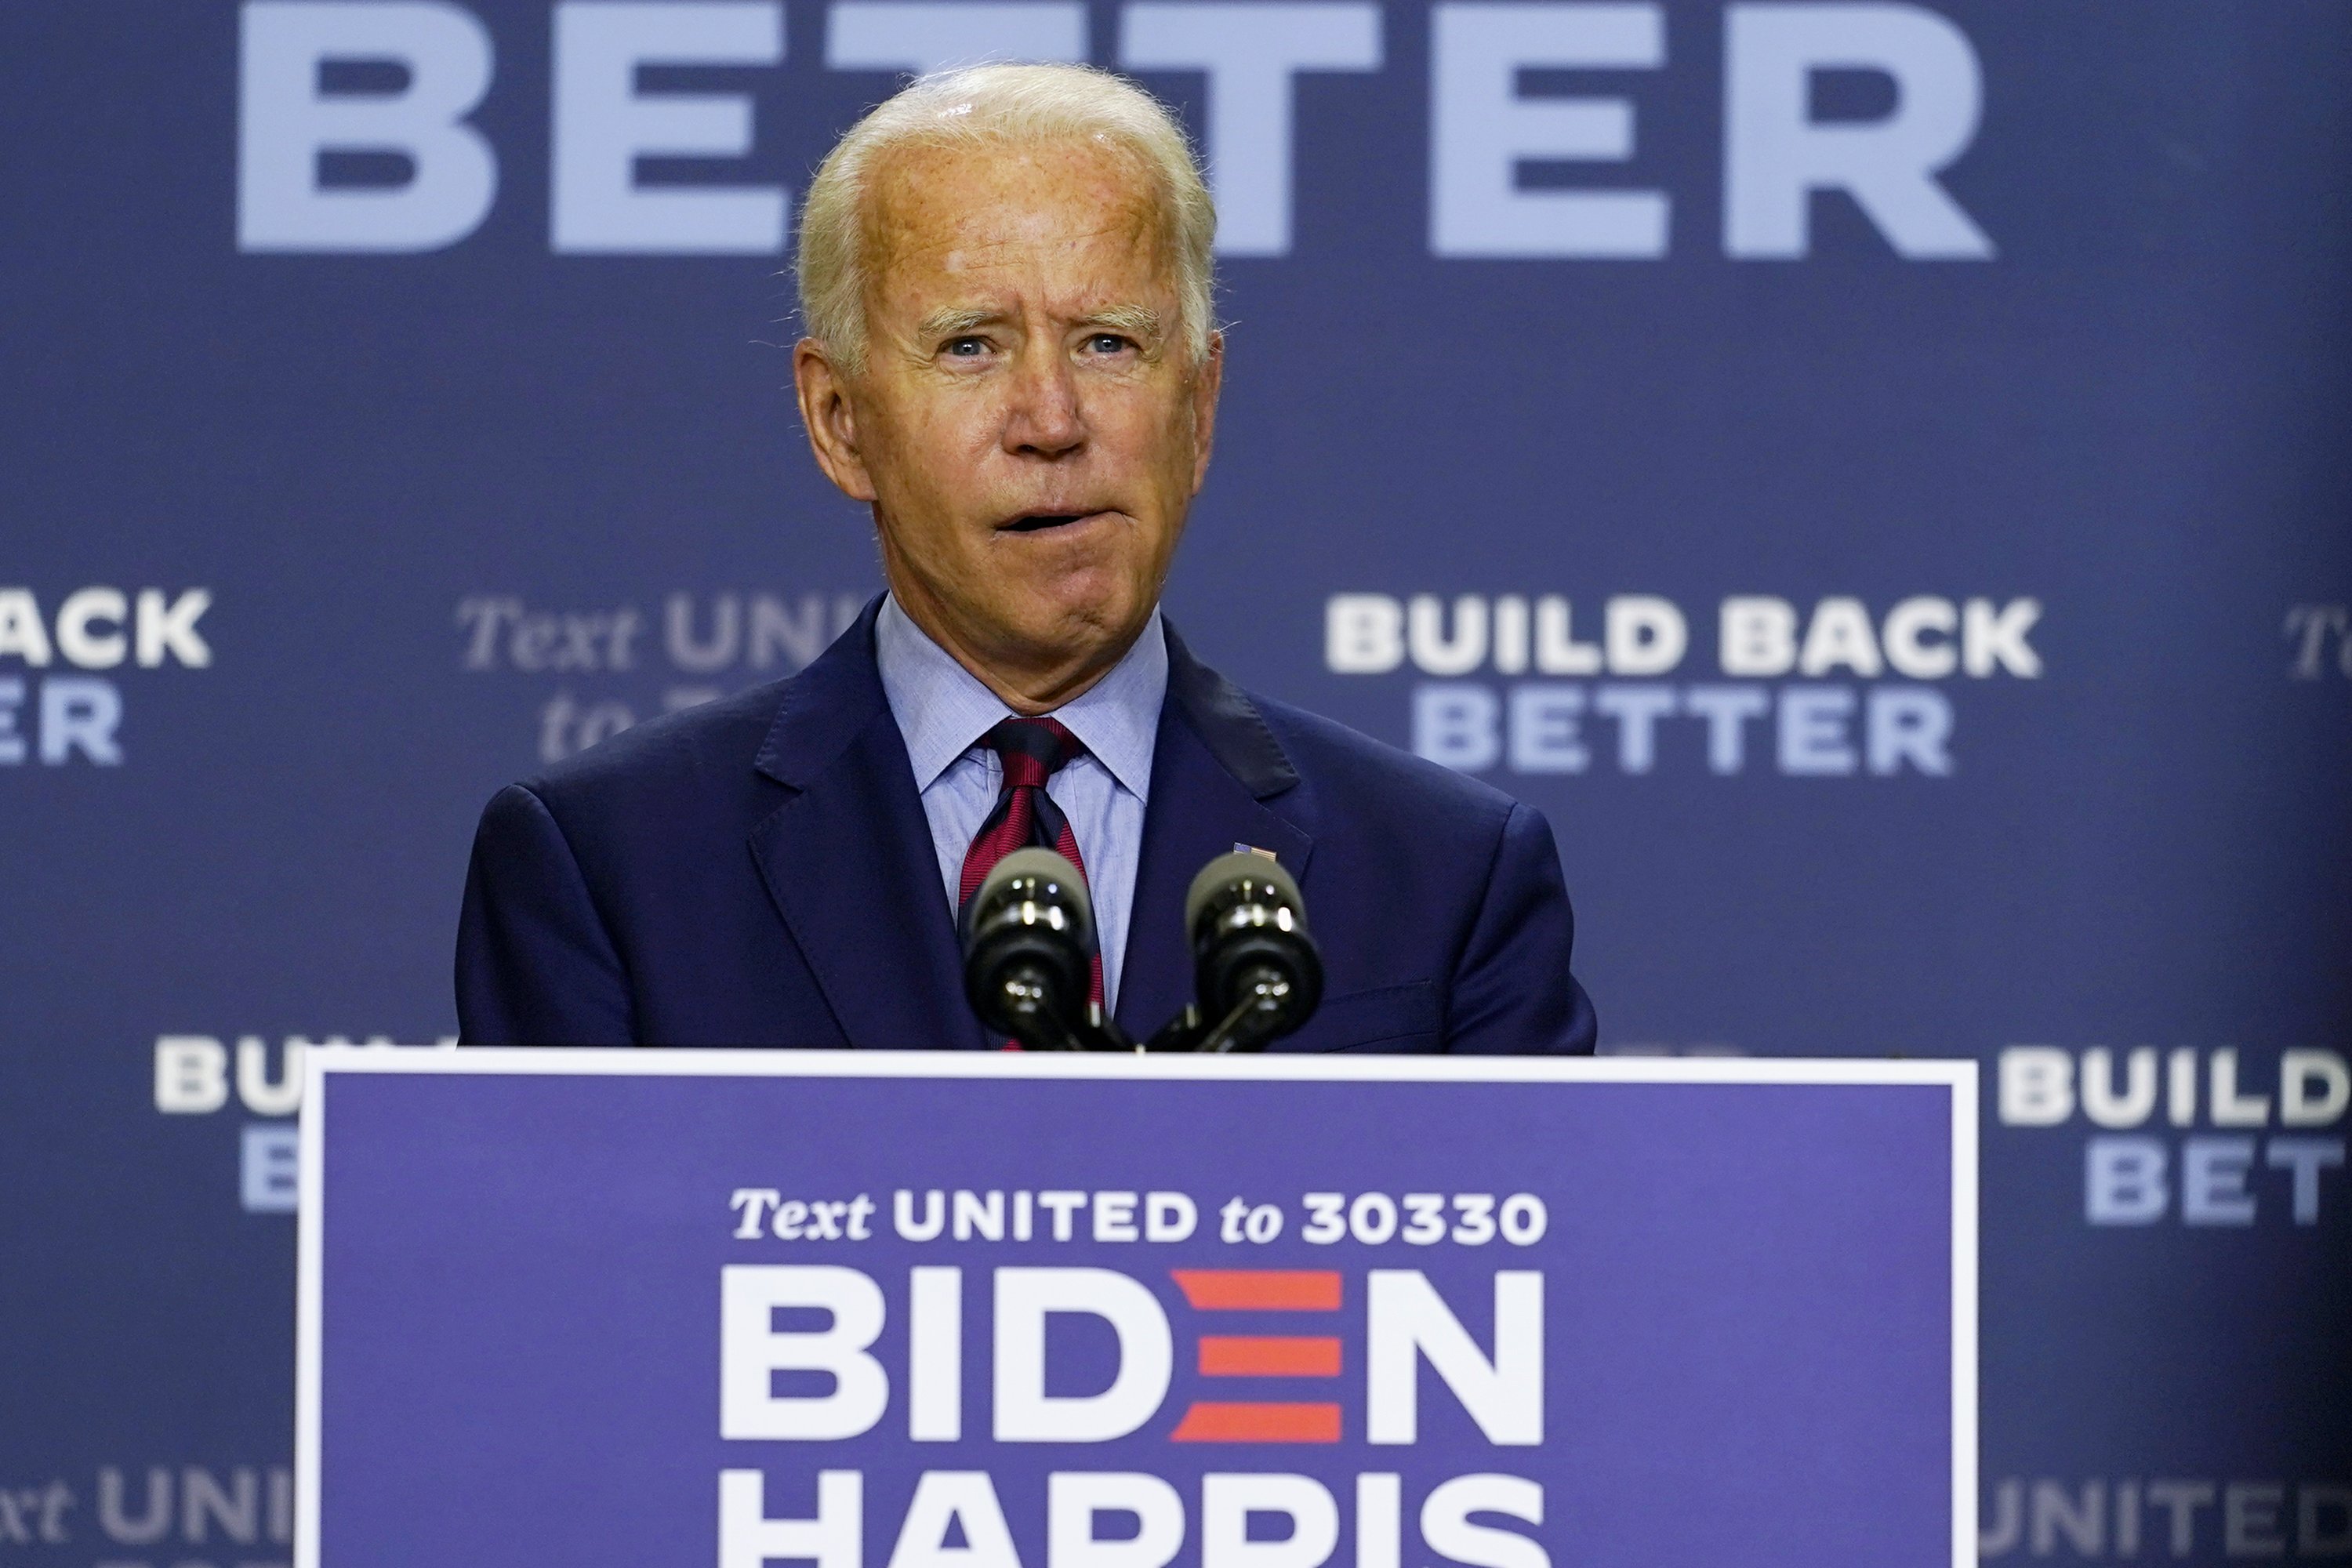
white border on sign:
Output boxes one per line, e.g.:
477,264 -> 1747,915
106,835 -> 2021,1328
294,1050 -> 1978,1568
293,1039 -> 335,1568
1948,1058 -> 1980,1568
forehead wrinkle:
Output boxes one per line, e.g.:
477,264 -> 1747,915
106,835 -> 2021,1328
930,211 -> 1162,280
862,140 -> 1174,287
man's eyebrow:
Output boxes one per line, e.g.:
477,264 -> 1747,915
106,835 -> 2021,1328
914,306 -> 1001,341
1078,304 -> 1163,339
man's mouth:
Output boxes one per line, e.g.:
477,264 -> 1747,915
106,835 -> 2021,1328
998,511 -> 1104,534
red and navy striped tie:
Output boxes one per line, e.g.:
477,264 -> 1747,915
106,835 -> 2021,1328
956,717 -> 1104,1011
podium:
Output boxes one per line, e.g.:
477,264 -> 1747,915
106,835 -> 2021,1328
295,1051 -> 1975,1567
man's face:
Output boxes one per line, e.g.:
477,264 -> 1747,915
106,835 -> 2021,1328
795,139 -> 1221,709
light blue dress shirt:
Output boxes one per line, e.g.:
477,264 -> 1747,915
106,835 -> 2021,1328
875,593 -> 1166,1011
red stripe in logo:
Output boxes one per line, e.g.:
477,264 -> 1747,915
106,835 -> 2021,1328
1198,1336 -> 1344,1377
1171,1269 -> 1343,1311
1170,1403 -> 1343,1443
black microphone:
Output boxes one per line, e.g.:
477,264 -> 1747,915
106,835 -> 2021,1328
960,848 -> 1109,1051
1168,851 -> 1323,1052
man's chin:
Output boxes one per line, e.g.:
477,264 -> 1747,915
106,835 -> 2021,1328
994,585 -> 1151,666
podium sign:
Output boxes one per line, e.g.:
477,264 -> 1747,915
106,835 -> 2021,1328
296,1053 -> 1975,1567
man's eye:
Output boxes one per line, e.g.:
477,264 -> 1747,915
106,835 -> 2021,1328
944,337 -> 989,358
1085,333 -> 1134,355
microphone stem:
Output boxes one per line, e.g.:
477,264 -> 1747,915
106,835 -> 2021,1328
1196,967 -> 1290,1054
1083,1008 -> 1142,1053
999,968 -> 1087,1051
999,967 -> 1137,1052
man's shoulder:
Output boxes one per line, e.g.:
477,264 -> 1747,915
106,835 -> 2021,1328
500,597 -> 891,829
505,678 -> 793,831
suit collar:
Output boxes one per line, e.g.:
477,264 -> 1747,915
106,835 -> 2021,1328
753,595 -> 893,792
764,596 -> 1296,799
1162,620 -> 1300,801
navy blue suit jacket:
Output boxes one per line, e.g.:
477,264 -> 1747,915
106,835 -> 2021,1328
456,601 -> 1596,1053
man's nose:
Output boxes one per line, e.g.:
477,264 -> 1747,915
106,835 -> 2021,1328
1002,344 -> 1085,458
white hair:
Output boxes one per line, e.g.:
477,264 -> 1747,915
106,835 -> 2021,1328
797,63 -> 1216,373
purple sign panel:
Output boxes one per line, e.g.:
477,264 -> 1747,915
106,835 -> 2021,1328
296,1054 -> 1975,1567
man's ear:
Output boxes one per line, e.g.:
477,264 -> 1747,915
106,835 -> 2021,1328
793,338 -> 878,503
1189,329 -> 1225,494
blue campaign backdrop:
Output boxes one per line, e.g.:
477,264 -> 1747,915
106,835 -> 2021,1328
2,0 -> 2347,1559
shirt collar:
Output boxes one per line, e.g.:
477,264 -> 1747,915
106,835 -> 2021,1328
875,593 -> 1167,799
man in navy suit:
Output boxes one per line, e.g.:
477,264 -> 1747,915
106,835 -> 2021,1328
457,64 -> 1596,1054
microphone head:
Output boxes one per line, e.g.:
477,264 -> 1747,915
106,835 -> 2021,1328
966,847 -> 1097,946
1184,851 -> 1321,1047
960,848 -> 1098,1045
1185,851 -> 1307,939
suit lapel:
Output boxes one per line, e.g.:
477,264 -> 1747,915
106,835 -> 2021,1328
747,600 -> 985,1051
1115,626 -> 1313,1037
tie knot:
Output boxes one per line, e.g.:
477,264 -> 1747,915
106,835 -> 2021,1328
985,716 -> 1082,789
